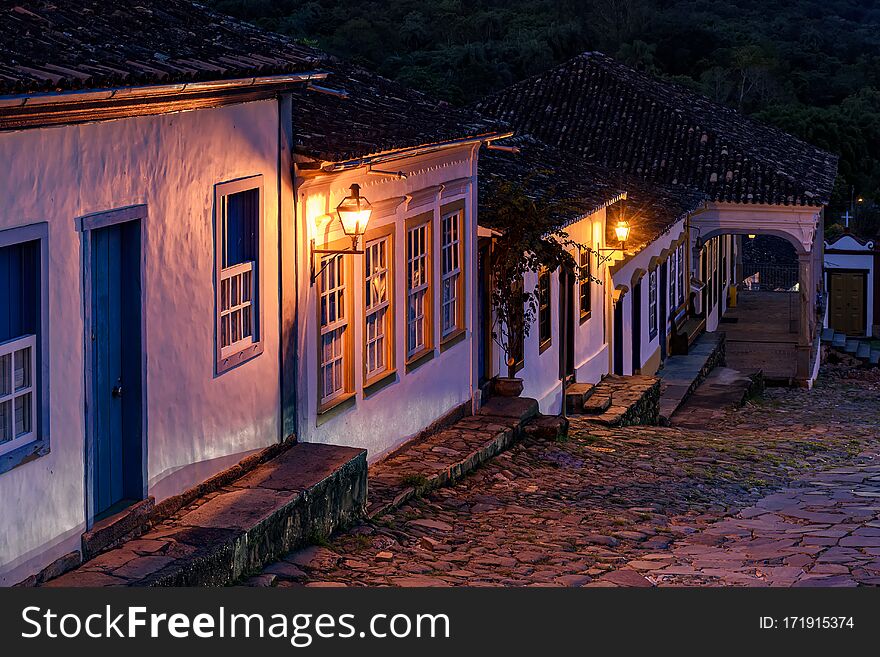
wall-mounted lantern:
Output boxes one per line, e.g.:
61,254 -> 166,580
614,219 -> 631,250
747,234 -> 756,239
311,183 -> 373,285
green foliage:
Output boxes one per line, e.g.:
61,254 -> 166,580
480,177 -> 601,377
210,0 -> 880,230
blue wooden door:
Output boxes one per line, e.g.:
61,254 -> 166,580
91,221 -> 143,519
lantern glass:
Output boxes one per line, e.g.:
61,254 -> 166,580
614,220 -> 631,244
336,184 -> 372,237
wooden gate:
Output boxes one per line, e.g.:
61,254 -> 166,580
828,271 -> 867,336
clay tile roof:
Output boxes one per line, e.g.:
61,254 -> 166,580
479,135 -> 704,252
475,52 -> 838,208
0,0 -> 321,95
291,55 -> 506,162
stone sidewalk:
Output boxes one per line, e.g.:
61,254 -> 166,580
254,372 -> 880,587
637,461 -> 880,587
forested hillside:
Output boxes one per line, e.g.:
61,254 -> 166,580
212,0 -> 880,233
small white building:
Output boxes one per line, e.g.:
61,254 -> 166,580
824,232 -> 878,337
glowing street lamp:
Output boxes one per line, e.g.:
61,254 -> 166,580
335,184 -> 373,249
614,219 -> 631,249
310,183 -> 374,285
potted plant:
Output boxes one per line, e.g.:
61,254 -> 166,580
482,176 -> 602,397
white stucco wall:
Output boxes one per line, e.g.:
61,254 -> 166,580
295,146 -> 479,461
485,210 -> 610,413
610,217 -> 688,374
0,99 -> 284,585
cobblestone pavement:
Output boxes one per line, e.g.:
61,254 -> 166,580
260,371 -> 880,587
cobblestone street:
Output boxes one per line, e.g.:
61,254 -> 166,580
265,371 -> 880,587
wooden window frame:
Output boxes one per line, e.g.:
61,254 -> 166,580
439,203 -> 466,342
317,244 -> 355,414
405,212 -> 434,364
668,252 -> 677,314
0,222 -> 49,475
579,246 -> 592,323
538,268 -> 552,352
363,225 -> 395,388
214,175 -> 264,375
648,268 -> 658,339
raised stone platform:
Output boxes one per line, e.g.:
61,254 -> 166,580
43,443 -> 367,587
657,332 -> 725,422
670,367 -> 764,429
366,397 -> 540,519
573,375 -> 660,426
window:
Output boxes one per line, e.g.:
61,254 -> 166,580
538,268 -> 551,349
216,179 -> 262,372
579,246 -> 591,320
0,238 -> 40,457
319,255 -> 349,404
440,210 -> 463,337
364,235 -> 393,381
648,268 -> 658,339
406,219 -> 431,358
668,253 -> 677,312
677,244 -> 685,306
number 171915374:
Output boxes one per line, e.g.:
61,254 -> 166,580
783,617 -> 854,629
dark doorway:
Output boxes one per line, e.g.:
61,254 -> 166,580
559,267 -> 575,379
613,294 -> 624,375
631,279 -> 642,373
89,220 -> 144,520
659,261 -> 668,361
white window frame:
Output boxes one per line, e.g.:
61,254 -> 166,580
219,261 -> 255,358
364,235 -> 392,381
215,176 -> 264,374
440,210 -> 462,337
668,252 -> 677,312
0,334 -> 37,457
319,255 -> 349,405
406,221 -> 431,358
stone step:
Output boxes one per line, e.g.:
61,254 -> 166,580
44,444 -> 367,587
844,339 -> 859,354
582,393 -> 612,415
832,333 -> 847,348
856,342 -> 871,359
81,498 -> 154,561
565,382 -> 596,414
870,350 -> 880,366
820,327 -> 835,343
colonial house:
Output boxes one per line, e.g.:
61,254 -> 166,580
476,52 -> 838,386
288,58 -> 507,458
0,0 -> 330,586
0,0 -> 516,585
